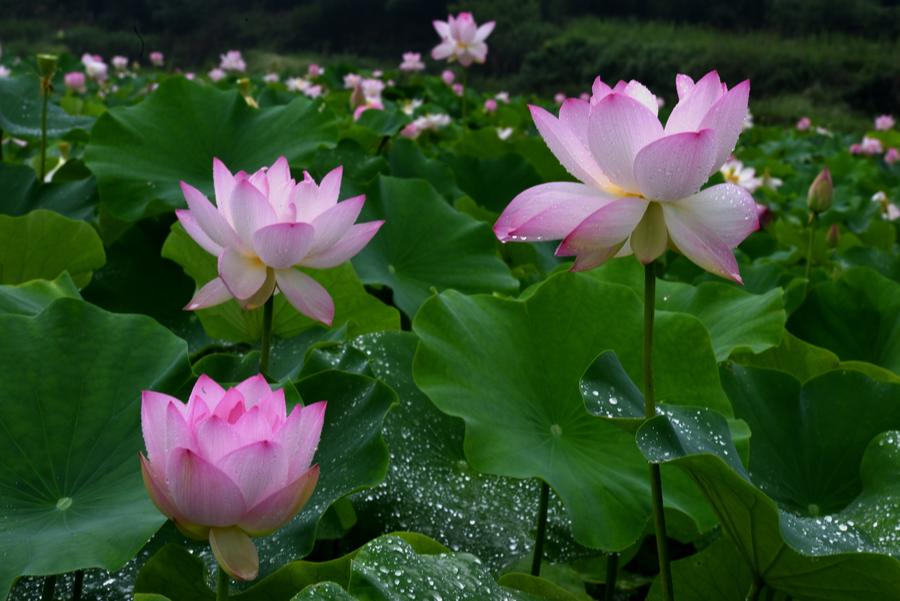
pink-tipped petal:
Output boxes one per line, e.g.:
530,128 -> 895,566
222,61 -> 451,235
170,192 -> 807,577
433,19 -> 451,38
431,41 -> 455,61
167,447 -> 247,526
675,74 -> 695,100
185,277 -> 233,310
233,406 -> 272,444
165,401 -> 193,455
251,222 -> 315,269
274,269 -> 334,325
238,267 -> 276,311
212,389 -> 247,423
235,374 -> 273,410
588,94 -> 664,193
218,247 -> 268,301
239,465 -> 320,536
308,195 -> 366,255
669,183 -> 759,246
228,180 -> 277,249
180,181 -> 237,248
591,76 -> 612,104
633,130 -> 718,200
475,21 -> 495,42
662,202 -> 745,283
209,526 -> 259,581
558,198 -> 650,257
699,80 -> 750,174
530,104 -> 607,189
217,440 -> 288,507
493,182 -> 617,242
141,391 -> 179,466
280,401 -> 327,479
267,156 -> 291,190
140,453 -> 179,519
176,210 -> 222,256
212,158 -> 236,220
301,221 -> 384,269
189,374 -> 227,412
568,242 -> 627,272
665,70 -> 724,134
196,415 -> 245,464
467,42 -> 488,64
623,80 -> 659,116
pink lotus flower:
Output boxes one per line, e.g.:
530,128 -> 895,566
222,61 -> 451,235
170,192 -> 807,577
484,98 -> 498,113
886,147 -> 899,165
343,73 -> 362,89
852,136 -> 884,155
400,52 -> 425,72
64,71 -> 86,93
263,73 -> 279,83
0,66 -> 10,79
495,91 -> 510,103
875,114 -> 895,131
140,374 -> 324,580
220,50 -> 246,73
307,63 -> 324,77
441,69 -> 455,85
176,157 -> 384,324
796,116 -> 811,130
112,55 -> 128,71
353,99 -> 384,120
431,12 -> 495,67
81,53 -> 107,82
494,71 -> 757,283
554,92 -> 566,104
451,82 -> 464,97
149,51 -> 164,67
208,67 -> 226,82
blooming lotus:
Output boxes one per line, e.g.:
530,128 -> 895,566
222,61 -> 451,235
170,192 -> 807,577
875,114 -> 895,131
886,147 -> 899,165
400,52 -> 426,72
177,157 -> 384,324
149,51 -> 164,67
796,116 -> 811,131
64,71 -> 86,94
208,67 -> 226,82
431,12 -> 495,67
112,55 -> 128,71
720,159 -> 763,193
81,53 -> 107,82
220,50 -> 246,73
140,374 -> 324,580
494,71 -> 757,283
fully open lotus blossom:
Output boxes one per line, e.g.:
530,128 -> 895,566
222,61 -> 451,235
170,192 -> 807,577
208,67 -> 226,82
494,71 -> 757,283
851,136 -> 884,155
64,71 -> 86,93
81,53 -> 108,82
140,374 -> 324,580
432,12 -> 495,67
400,52 -> 425,72
176,157 -> 384,324
720,158 -> 763,193
220,50 -> 246,73
875,114 -> 895,131
885,147 -> 899,165
112,55 -> 128,71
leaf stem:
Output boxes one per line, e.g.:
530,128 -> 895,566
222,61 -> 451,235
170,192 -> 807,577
745,576 -> 763,601
530,480 -> 550,576
259,295 -> 274,377
72,570 -> 84,601
460,69 -> 468,123
41,575 -> 56,601
39,77 -> 51,182
603,553 -> 619,601
644,262 -> 673,600
216,565 -> 230,601
804,212 -> 816,292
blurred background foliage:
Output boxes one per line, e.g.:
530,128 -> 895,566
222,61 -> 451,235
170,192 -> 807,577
2,0 -> 898,128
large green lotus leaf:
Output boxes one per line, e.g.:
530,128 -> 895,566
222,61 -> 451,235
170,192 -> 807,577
586,258 -> 786,361
352,175 -> 519,316
306,332 -> 594,570
412,272 -> 726,551
444,152 -> 544,213
387,137 -> 462,200
788,267 -> 900,373
0,272 -> 80,316
85,77 -> 339,221
0,162 -> 97,220
637,366 -> 900,599
645,536 -> 754,601
291,583 -> 355,600
0,209 -> 105,287
0,75 -> 94,137
0,298 -> 191,598
162,222 -> 399,343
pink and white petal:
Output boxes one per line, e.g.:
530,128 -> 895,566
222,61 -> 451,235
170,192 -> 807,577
591,76 -> 612,104
670,183 -> 759,246
218,247 -> 268,301
494,182 -> 617,242
180,181 -> 237,248
176,210 -> 222,256
633,129 -> 718,200
675,73 -> 695,100
247,167 -> 269,198
475,21 -> 495,42
558,198 -> 650,256
228,180 -> 277,249
256,389 -> 287,427
279,401 -> 326,479
235,374 -> 273,410
530,104 -> 606,189
558,98 -> 593,161
251,222 -> 315,269
165,401 -> 194,456
209,526 -> 259,581
566,242 -> 627,272
433,19 -> 451,38
238,268 -> 276,311
301,221 -> 384,269
275,269 -> 334,325
232,406 -> 272,445
189,374 -> 226,413
316,166 -> 344,210
629,202 -> 668,264
212,389 -> 247,423
140,453 -> 180,519
217,440 -> 288,507
665,70 -> 724,134
457,52 -> 474,67
267,156 -> 292,190
457,15 -> 477,43
239,465 -> 319,536
662,203 -> 744,283
699,80 -> 751,174
196,415 -> 245,464
587,94 -> 664,193
141,391 -> 179,466
167,447 -> 247,526
185,278 -> 233,311
431,41 -> 455,60
623,80 -> 659,117
308,195 -> 366,255
212,158 -> 236,221
467,42 -> 488,64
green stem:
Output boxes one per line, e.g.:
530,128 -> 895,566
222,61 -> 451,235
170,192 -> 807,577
41,575 -> 56,601
460,69 -> 468,123
216,565 -> 230,601
603,553 -> 619,601
0,127 -> 4,161
804,213 -> 816,290
644,262 -> 673,601
72,570 -> 84,601
745,576 -> 763,601
39,78 -> 50,182
530,480 -> 550,576
259,295 -> 274,377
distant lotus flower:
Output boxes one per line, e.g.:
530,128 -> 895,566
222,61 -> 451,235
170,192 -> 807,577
307,63 -> 324,77
400,52 -> 425,72
149,51 -> 164,67
177,157 -> 384,324
742,110 -> 753,130
286,77 -> 310,92
401,98 -> 423,116
343,73 -> 362,89
872,191 -> 900,221
484,98 -> 497,113
361,78 -> 384,101
404,113 -> 452,139
495,91 -> 509,103
886,147 -> 899,165
140,374 -> 324,580
875,114 -> 895,131
720,159 -> 763,193
220,50 -> 246,73
0,66 -> 9,78
432,12 -> 495,67
656,96 -> 665,108
400,123 -> 420,139
451,83 -> 464,97
497,127 -> 513,140
64,71 -> 86,93
554,92 -> 566,104
441,69 -> 455,85
263,73 -> 279,83
796,116 -> 811,131
208,68 -> 226,82
184,72 -> 195,80
112,55 -> 128,71
372,69 -> 383,78
852,136 -> 884,155
494,71 -> 756,283
303,84 -> 323,98
81,53 -> 107,82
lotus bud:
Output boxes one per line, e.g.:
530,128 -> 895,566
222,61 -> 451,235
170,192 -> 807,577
826,223 -> 840,248
807,169 -> 832,214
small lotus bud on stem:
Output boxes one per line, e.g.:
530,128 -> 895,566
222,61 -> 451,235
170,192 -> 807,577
807,168 -> 833,215
826,223 -> 840,248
